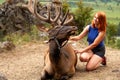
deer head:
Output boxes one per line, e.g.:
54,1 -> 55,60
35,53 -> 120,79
20,0 -> 77,44
48,26 -> 77,42
21,1 -> 78,79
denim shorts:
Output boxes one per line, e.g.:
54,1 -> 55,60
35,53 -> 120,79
92,46 -> 105,58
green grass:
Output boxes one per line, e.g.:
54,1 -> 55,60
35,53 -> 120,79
71,1 -> 120,25
84,2 -> 120,24
62,1 -> 120,25
0,0 -> 4,4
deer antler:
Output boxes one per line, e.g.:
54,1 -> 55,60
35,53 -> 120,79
21,0 -> 74,27
21,0 -> 35,14
62,12 -> 74,25
34,0 -> 62,24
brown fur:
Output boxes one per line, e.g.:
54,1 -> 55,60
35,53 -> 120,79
40,26 -> 78,80
41,43 -> 77,80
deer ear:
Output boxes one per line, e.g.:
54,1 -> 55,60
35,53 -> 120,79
47,27 -> 60,35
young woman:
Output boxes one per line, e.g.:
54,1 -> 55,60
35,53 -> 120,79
70,11 -> 107,71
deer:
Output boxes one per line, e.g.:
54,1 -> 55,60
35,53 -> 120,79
20,0 -> 78,80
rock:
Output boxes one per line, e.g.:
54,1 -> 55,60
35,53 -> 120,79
0,73 -> 8,80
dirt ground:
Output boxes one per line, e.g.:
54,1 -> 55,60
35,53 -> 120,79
0,41 -> 120,80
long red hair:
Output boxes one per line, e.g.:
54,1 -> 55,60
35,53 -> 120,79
92,11 -> 107,32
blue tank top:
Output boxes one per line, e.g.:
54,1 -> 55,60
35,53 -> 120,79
87,25 -> 104,48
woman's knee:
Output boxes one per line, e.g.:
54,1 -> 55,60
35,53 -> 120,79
79,54 -> 90,62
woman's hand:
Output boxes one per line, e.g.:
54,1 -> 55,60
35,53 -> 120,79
74,49 -> 84,54
74,49 -> 79,54
69,36 -> 74,41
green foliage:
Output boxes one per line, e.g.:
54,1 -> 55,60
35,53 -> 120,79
0,0 -> 4,4
73,1 -> 93,33
117,22 -> 120,36
62,0 -> 70,13
114,0 -> 120,6
0,30 -> 5,41
82,1 -> 120,25
115,39 -> 120,49
3,32 -> 31,45
106,23 -> 118,45
29,25 -> 40,41
104,22 -> 120,49
3,26 -> 47,45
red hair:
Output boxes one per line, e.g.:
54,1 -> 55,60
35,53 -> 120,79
92,11 -> 107,32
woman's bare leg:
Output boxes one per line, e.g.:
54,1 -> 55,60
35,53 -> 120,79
86,54 -> 103,71
79,50 -> 93,62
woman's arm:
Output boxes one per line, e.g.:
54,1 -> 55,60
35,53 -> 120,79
79,31 -> 106,53
70,25 -> 89,41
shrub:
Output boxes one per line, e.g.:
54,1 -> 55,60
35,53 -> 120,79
3,25 -> 48,45
73,1 -> 93,33
106,23 -> 118,45
115,39 -> 120,49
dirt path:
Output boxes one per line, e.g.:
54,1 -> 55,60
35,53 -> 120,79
0,42 -> 120,80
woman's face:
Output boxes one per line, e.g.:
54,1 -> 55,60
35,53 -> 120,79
93,14 -> 99,27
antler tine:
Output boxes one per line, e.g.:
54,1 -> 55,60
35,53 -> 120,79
34,0 -> 62,26
34,0 -> 49,21
57,9 -> 73,26
22,0 -> 34,14
62,13 -> 74,25
50,6 -> 61,23
21,0 -> 49,21
34,0 -> 61,24
60,9 -> 69,25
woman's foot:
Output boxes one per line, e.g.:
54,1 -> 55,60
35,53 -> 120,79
101,56 -> 106,66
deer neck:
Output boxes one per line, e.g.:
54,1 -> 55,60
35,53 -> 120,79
49,38 -> 63,64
